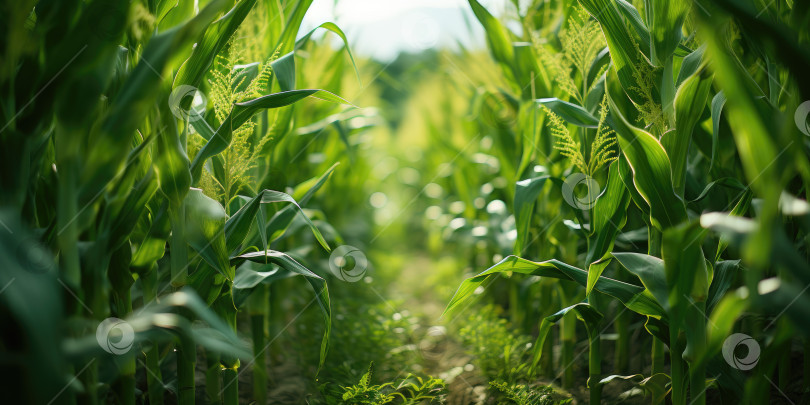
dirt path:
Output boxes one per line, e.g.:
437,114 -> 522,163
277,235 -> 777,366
383,253 -> 491,404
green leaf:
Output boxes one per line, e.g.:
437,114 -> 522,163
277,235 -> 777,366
513,176 -> 548,254
77,0 -> 228,204
172,0 -> 258,90
707,260 -> 740,314
190,89 -> 352,183
99,167 -> 159,251
709,91 -> 726,171
662,221 -> 709,366
265,163 -> 339,247
468,0 -> 514,67
66,289 -> 251,360
184,188 -> 232,280
706,290 -> 748,360
606,68 -> 686,230
235,250 -> 331,371
274,0 -> 315,55
578,0 -> 645,103
664,68 -> 713,197
687,177 -> 746,204
231,263 -> 292,307
676,46 -> 706,87
615,0 -> 651,58
641,373 -> 672,404
225,193 -> 262,254
155,115 -> 192,207
131,202 -> 171,271
586,258 -> 612,298
644,0 -> 689,65
701,211 -> 810,286
587,161 -> 631,264
0,212 -> 65,403
530,303 -> 603,376
597,371 -> 671,401
259,190 -> 331,252
612,252 -> 668,310
536,98 -> 599,128
444,256 -> 665,319
272,22 -> 361,92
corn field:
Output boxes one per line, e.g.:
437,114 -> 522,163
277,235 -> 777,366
1,0 -> 809,404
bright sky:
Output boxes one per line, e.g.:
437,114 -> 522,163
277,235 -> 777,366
301,0 -> 510,61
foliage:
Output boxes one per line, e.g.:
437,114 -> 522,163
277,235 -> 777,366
0,1 -> 363,404
489,381 -> 571,405
457,305 -> 534,384
339,363 -> 446,405
441,0 -> 810,404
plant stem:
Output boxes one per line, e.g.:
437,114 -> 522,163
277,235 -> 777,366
249,285 -> 269,404
688,302 -> 707,405
170,202 -> 187,288
218,296 -> 240,405
222,366 -> 239,405
541,322 -> 555,377
651,338 -> 665,375
145,345 -> 164,405
110,243 -> 135,405
176,338 -> 196,405
670,332 -> 687,405
56,146 -> 81,287
649,226 -> 665,405
614,303 -> 630,373
171,201 -> 193,405
560,312 -> 576,389
141,264 -> 164,405
79,362 -> 99,405
589,331 -> 602,405
206,351 -> 222,405
112,290 -> 135,405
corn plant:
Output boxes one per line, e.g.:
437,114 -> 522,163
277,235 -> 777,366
0,0 -> 363,404
444,0 -> 810,404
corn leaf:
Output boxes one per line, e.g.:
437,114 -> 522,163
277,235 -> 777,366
444,256 -> 665,319
235,250 -> 331,372
644,0 -> 689,66
265,163 -> 339,248
184,188 -> 232,280
536,98 -> 599,128
529,302 -> 603,376
190,89 -> 351,184
513,176 -> 548,254
173,0 -> 258,90
664,68 -> 713,197
586,161 -> 631,265
467,0 -> 514,68
272,22 -> 360,92
606,68 -> 686,230
78,0 -> 227,204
